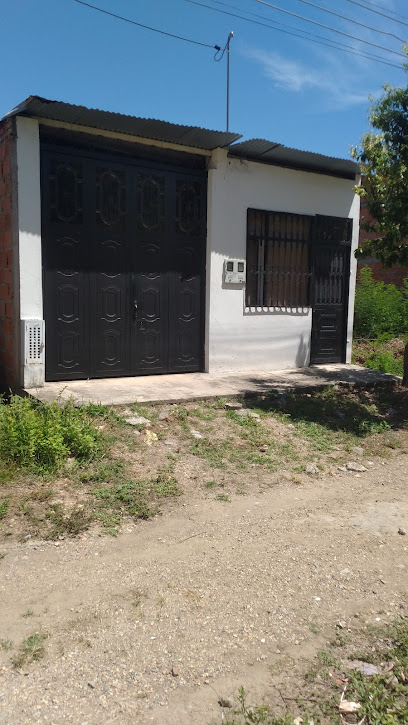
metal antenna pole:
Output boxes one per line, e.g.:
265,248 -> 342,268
226,31 -> 234,132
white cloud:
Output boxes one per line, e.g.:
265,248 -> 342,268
246,48 -> 372,108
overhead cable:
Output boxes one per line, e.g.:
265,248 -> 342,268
253,0 -> 407,58
186,0 -> 402,68
291,0 -> 406,41
73,0 -> 218,49
347,0 -> 408,24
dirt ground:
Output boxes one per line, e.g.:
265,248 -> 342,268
0,448 -> 407,724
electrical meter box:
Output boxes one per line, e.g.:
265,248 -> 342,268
224,259 -> 246,284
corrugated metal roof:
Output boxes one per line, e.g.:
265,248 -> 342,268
228,138 -> 359,179
3,97 -> 360,177
4,96 -> 242,151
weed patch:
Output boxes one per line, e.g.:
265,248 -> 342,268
0,397 -> 101,472
226,619 -> 408,725
91,465 -> 181,529
0,498 -> 9,520
12,633 -> 47,668
45,505 -> 92,540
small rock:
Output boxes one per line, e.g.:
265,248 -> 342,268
259,445 -> 268,453
350,446 -> 364,457
158,411 -> 170,421
163,439 -> 177,447
225,401 -> 243,410
190,429 -> 204,439
339,701 -> 361,715
306,464 -> 319,475
287,424 -> 295,430
218,698 -> 233,708
337,466 -> 347,472
124,415 -> 151,426
336,620 -> 347,629
87,681 -> 96,689
398,527 -> 406,536
143,430 -> 158,445
23,534 -> 32,541
346,461 -> 367,472
235,409 -> 260,419
171,667 -> 179,677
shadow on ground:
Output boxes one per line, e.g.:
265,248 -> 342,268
242,382 -> 408,437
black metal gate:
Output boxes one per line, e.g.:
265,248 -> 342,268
310,215 -> 352,364
41,147 -> 206,381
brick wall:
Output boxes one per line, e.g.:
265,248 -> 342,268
0,118 -> 15,387
358,198 -> 408,287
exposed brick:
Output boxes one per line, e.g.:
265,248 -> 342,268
0,230 -> 11,250
2,318 -> 12,335
0,194 -> 11,216
0,267 -> 12,285
1,155 -> 10,178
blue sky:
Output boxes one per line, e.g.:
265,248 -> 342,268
2,0 -> 407,158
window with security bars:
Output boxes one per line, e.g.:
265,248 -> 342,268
246,209 -> 312,308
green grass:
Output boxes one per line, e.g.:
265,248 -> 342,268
12,633 -> 47,668
91,464 -> 181,531
226,619 -> 408,725
0,396 -> 102,472
0,498 -> 10,520
215,493 -> 230,502
225,687 -> 294,725
0,638 -> 13,650
353,337 -> 406,377
21,609 -> 34,618
1,385 -> 406,540
204,479 -> 218,489
45,504 -> 92,540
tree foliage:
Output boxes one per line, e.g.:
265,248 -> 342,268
353,48 -> 408,267
353,49 -> 408,384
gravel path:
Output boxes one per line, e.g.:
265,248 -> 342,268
1,456 -> 407,724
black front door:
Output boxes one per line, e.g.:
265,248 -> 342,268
41,148 -> 206,381
310,216 -> 352,365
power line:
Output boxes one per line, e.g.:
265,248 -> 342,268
208,0 -> 402,65
344,0 -> 408,28
291,0 -> 406,41
73,0 -> 218,49
253,0 -> 407,58
349,0 -> 408,24
186,0 -> 402,68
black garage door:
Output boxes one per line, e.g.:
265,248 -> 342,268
41,147 -> 206,381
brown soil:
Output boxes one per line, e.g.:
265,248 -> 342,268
0,448 -> 407,724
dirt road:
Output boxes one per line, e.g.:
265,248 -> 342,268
1,456 -> 407,724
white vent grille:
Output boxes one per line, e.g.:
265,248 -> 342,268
22,320 -> 45,365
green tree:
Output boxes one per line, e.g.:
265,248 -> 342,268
353,49 -> 408,385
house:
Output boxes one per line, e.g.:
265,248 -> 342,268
0,96 -> 360,390
358,198 -> 408,287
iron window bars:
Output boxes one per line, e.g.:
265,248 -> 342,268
246,209 -> 352,309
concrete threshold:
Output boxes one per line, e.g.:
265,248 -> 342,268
25,364 -> 400,407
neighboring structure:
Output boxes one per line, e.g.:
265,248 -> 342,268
0,96 -> 360,390
358,198 -> 408,287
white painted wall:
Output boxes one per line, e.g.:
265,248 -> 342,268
15,116 -> 44,387
206,150 -> 360,373
13,116 -> 359,387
